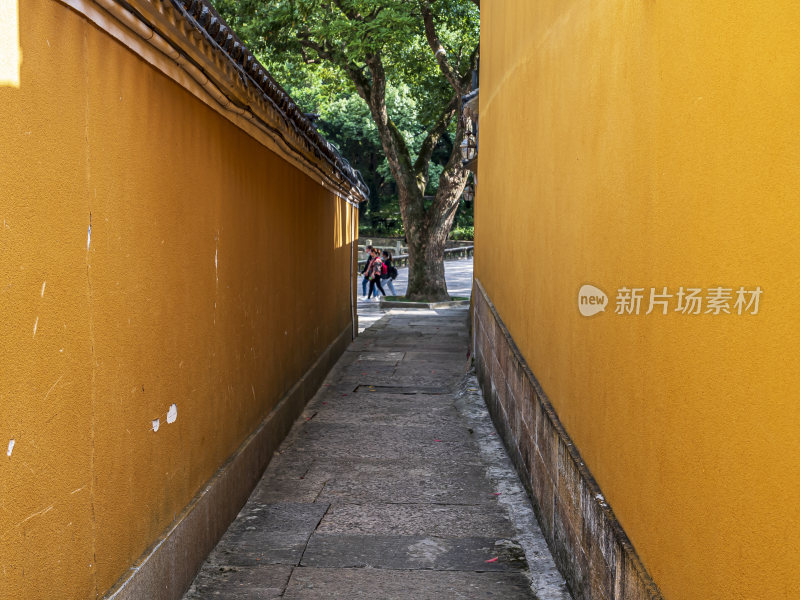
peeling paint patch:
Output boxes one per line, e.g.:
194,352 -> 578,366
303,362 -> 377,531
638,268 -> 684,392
7,439 -> 14,457
152,419 -> 160,432
33,316 -> 38,337
166,404 -> 177,424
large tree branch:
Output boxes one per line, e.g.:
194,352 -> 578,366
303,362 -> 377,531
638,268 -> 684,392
420,1 -> 463,95
462,43 -> 479,87
296,31 -> 372,99
427,103 -> 469,231
362,54 -> 418,204
299,47 -> 320,65
332,0 -> 363,22
413,94 -> 459,193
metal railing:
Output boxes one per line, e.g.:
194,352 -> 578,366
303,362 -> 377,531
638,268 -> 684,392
357,245 -> 473,272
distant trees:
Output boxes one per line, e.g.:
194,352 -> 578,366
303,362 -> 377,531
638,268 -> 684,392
216,0 -> 479,300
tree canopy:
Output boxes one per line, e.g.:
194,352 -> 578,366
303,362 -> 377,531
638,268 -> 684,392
216,0 -> 479,298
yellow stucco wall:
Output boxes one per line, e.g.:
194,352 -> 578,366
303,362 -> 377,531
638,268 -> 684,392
0,2 -> 356,597
477,2 -> 800,599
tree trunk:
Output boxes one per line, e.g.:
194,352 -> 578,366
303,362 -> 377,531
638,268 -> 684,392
402,164 -> 465,300
357,56 -> 469,302
405,218 -> 451,301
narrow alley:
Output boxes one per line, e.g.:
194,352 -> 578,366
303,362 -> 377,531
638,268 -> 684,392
183,298 -> 570,599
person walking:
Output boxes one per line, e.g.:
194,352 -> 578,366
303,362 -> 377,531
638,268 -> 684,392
380,250 -> 398,296
366,247 -> 386,300
360,245 -> 375,300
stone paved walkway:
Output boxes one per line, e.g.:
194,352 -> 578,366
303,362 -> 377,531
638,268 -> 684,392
183,304 -> 570,599
356,257 -> 474,332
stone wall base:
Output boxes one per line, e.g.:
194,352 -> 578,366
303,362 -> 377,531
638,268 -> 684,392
472,279 -> 663,600
103,324 -> 354,600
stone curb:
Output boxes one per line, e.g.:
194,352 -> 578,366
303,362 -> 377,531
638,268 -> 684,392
379,299 -> 470,309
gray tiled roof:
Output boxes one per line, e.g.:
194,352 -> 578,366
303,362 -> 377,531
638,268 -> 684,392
176,0 -> 369,199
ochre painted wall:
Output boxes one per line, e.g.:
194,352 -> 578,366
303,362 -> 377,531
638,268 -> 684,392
477,2 -> 800,599
0,2 -> 356,597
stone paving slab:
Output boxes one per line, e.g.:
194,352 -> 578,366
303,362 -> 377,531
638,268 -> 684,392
315,466 -> 498,505
209,503 -> 330,566
283,429 -> 482,461
300,534 -> 527,572
282,567 -> 533,600
306,397 -> 457,423
184,564 -> 292,600
183,303 -> 570,600
295,420 -> 476,445
252,454 -> 497,505
316,503 -> 515,537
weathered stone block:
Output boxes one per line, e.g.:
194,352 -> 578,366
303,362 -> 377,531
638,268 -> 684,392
620,551 -> 660,600
581,485 -> 617,583
520,374 -> 535,432
509,358 -> 524,415
556,441 -> 584,535
531,449 -> 555,542
532,392 -> 543,448
506,380 -> 520,443
493,356 -> 507,411
537,419 -> 558,479
496,326 -> 510,376
553,500 -> 590,600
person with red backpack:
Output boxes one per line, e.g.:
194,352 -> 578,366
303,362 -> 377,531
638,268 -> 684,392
380,250 -> 398,296
360,244 -> 375,300
366,247 -> 386,300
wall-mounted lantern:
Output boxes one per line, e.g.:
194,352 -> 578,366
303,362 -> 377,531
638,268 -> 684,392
461,88 -> 479,173
462,180 -> 475,208
460,132 -> 478,164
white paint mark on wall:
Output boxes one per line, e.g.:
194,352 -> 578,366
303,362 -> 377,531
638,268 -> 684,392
0,0 -> 21,88
87,214 -> 92,250
17,504 -> 53,527
32,316 -> 38,337
152,419 -> 160,432
166,404 -> 177,424
43,374 -> 64,402
7,439 -> 15,457
41,281 -> 46,297
70,485 -> 86,495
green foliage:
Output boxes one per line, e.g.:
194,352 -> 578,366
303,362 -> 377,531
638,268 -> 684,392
449,225 -> 473,240
213,0 -> 478,235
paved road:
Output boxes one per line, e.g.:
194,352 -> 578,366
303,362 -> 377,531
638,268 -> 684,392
183,300 -> 570,599
357,257 -> 474,332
